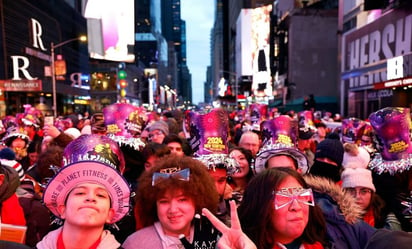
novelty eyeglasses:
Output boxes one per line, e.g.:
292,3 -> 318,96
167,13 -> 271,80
273,187 -> 315,210
152,167 -> 190,186
345,187 -> 372,197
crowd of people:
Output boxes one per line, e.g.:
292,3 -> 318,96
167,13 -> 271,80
1,102 -> 412,249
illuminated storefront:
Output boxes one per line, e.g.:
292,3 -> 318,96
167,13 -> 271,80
0,0 -> 89,116
341,9 -> 412,119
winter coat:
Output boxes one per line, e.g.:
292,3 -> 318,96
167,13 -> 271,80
304,175 -> 376,249
16,183 -> 51,247
364,229 -> 412,249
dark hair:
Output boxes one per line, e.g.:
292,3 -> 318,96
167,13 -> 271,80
35,145 -> 64,182
238,168 -> 326,249
369,192 -> 387,228
141,142 -> 171,161
27,140 -> 41,154
264,153 -> 299,170
228,146 -> 254,182
163,133 -> 183,145
136,155 -> 219,227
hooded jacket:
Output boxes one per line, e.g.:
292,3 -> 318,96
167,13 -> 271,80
304,175 -> 376,249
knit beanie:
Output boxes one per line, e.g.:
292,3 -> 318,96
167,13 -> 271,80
149,120 -> 169,136
341,167 -> 376,192
64,127 -> 81,139
0,147 -> 16,160
315,133 -> 344,166
342,143 -> 370,169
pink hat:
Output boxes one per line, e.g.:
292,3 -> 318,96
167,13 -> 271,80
260,115 -> 298,147
248,103 -> 268,125
368,107 -> 412,174
298,110 -> 316,140
22,104 -> 42,128
42,161 -> 130,223
341,167 -> 376,192
103,103 -> 146,150
43,134 -> 130,223
187,108 -> 238,175
2,126 -> 30,147
341,118 -> 366,144
255,115 -> 308,174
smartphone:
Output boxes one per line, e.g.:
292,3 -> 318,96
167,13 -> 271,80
44,116 -> 54,126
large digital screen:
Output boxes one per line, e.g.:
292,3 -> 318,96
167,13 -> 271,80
236,5 -> 272,97
83,0 -> 135,62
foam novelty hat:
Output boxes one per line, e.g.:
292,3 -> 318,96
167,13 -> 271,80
43,134 -> 130,223
2,126 -> 30,147
62,134 -> 126,173
21,104 -> 42,128
187,108 -> 238,175
368,107 -> 412,175
255,115 -> 308,174
103,103 -> 146,151
341,118 -> 366,144
298,110 -> 316,140
21,114 -> 41,128
248,103 -> 268,125
360,122 -> 374,146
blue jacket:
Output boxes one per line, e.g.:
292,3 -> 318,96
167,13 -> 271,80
304,175 -> 376,249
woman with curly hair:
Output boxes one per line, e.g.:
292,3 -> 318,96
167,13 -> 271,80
238,167 -> 327,249
123,155 -> 220,249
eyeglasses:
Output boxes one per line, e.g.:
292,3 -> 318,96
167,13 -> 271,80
345,188 -> 372,196
149,131 -> 164,138
274,187 -> 315,210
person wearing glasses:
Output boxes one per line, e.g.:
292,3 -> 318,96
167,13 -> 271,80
341,167 -> 402,230
237,167 -> 326,248
148,120 -> 169,144
123,155 -> 220,249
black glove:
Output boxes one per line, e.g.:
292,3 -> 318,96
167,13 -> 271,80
179,214 -> 220,249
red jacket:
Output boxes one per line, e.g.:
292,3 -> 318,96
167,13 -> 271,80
1,193 -> 26,226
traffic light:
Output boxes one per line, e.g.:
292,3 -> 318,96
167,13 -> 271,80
118,62 -> 127,100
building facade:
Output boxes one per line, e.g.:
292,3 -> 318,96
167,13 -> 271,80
0,0 -> 89,116
340,0 -> 412,118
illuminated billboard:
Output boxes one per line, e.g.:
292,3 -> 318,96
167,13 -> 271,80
83,0 -> 135,62
236,5 -> 272,97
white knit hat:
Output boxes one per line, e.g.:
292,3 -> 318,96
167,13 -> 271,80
64,127 -> 81,139
341,167 -> 376,192
342,144 -> 370,169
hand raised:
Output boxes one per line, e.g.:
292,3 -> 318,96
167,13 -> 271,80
202,200 -> 257,249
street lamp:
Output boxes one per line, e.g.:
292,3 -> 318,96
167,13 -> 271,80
51,35 -> 87,117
